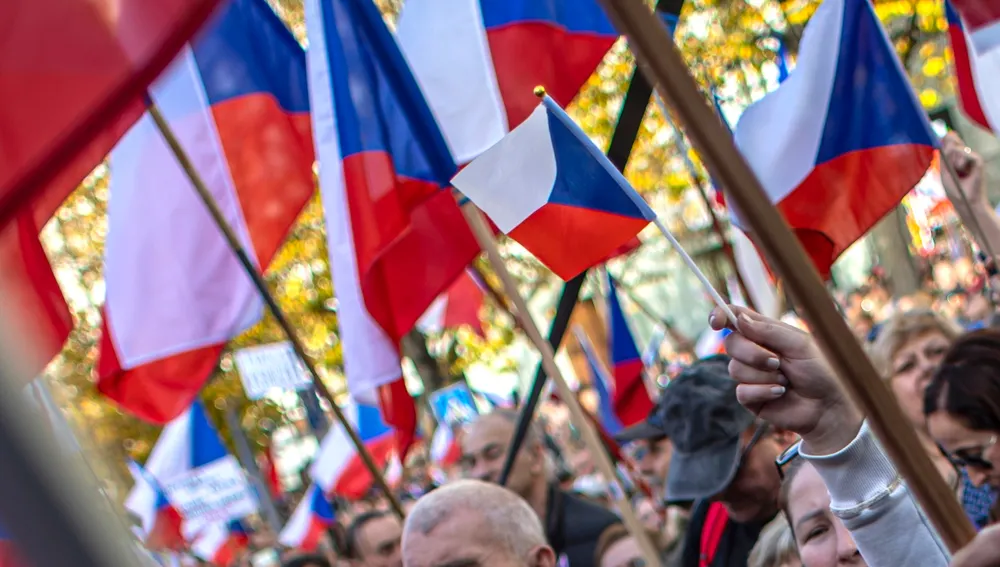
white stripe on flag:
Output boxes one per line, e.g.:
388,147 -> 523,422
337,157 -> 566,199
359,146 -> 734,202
305,0 -> 402,403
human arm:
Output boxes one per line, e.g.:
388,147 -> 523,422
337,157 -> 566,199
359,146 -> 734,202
709,306 -> 950,567
940,133 -> 1000,260
800,420 -> 949,567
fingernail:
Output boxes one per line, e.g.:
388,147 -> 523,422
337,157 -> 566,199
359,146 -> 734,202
770,386 -> 786,396
765,357 -> 781,371
709,313 -> 717,327
740,313 -> 755,328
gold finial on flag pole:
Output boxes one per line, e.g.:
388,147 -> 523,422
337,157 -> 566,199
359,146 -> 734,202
533,85 -> 547,98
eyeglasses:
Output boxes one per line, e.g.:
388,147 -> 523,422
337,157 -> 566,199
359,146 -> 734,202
942,435 -> 998,471
775,439 -> 802,480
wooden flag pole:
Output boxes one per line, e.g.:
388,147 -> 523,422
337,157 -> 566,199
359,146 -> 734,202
147,104 -> 405,520
458,202 -> 663,567
597,0 -> 975,551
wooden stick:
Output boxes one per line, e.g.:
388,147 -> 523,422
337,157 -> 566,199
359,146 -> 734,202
597,0 -> 975,551
459,203 -> 663,567
147,104 -> 405,520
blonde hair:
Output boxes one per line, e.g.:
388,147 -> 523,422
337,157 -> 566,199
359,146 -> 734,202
869,309 -> 961,378
748,514 -> 798,567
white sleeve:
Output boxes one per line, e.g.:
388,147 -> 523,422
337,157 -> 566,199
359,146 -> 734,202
799,420 -> 951,567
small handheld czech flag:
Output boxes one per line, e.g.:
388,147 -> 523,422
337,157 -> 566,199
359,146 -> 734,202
451,95 -> 655,280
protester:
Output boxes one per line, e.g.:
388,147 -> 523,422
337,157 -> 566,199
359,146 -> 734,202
460,410 -> 620,566
709,304 -> 948,566
926,329 -> 1000,514
746,514 -> 798,567
401,479 -> 556,567
616,355 -> 795,567
616,419 -> 673,504
344,511 -> 402,567
871,308 -> 997,528
778,458 -> 861,566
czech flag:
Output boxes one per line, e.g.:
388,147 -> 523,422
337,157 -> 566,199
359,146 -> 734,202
191,520 -> 250,567
606,277 -> 654,427
142,401 -> 251,538
732,0 -> 936,278
949,0 -> 1000,53
947,0 -> 1000,135
395,0 -> 618,164
311,402 -> 396,500
418,269 -> 488,338
575,330 -> 624,436
98,0 -> 314,423
452,96 -> 656,281
126,460 -> 186,552
279,484 -> 335,552
0,0 -> 220,223
306,0 -> 481,455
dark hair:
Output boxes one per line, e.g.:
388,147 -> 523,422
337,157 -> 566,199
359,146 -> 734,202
345,510 -> 390,559
924,329 -> 1000,432
283,555 -> 332,567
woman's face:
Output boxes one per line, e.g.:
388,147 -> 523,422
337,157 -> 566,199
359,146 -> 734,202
599,536 -> 643,567
890,332 -> 951,427
927,411 -> 1000,488
786,463 -> 865,567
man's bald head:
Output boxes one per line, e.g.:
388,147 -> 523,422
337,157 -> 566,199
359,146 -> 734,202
402,480 -> 554,567
459,412 -> 548,497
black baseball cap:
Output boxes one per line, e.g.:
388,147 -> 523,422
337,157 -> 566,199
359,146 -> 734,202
614,355 -> 755,502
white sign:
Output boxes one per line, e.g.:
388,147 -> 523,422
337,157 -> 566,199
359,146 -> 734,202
163,456 -> 258,531
233,342 -> 313,400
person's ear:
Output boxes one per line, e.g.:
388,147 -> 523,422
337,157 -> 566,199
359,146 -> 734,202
527,544 -> 557,567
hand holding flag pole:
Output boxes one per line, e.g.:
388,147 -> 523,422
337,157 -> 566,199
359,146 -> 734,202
596,0 -> 974,551
145,103 -> 405,521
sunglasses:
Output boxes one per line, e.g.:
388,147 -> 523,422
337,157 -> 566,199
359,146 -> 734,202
775,439 -> 802,480
941,435 -> 998,471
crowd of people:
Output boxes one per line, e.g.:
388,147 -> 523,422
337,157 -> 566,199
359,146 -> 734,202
203,132 -> 1000,567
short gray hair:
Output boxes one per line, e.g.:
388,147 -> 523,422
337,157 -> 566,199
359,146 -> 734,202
403,480 -> 546,558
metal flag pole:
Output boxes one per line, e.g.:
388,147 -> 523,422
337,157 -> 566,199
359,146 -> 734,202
147,104 -> 405,520
598,0 -> 975,551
